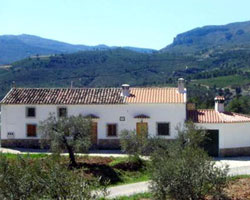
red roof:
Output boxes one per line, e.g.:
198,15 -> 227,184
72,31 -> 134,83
188,109 -> 250,123
1,87 -> 186,105
126,88 -> 185,104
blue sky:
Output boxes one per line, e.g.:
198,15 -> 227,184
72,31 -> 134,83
1,0 -> 250,49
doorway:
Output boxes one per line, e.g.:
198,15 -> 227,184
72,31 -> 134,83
136,122 -> 148,136
91,122 -> 98,145
202,129 -> 219,157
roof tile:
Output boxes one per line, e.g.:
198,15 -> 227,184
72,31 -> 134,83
1,87 -> 186,105
188,109 -> 250,123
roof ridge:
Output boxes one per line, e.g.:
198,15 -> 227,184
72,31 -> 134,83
12,87 -> 179,90
0,88 -> 13,104
196,109 -> 215,111
231,112 -> 250,119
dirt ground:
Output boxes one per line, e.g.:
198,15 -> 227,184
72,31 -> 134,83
225,178 -> 250,200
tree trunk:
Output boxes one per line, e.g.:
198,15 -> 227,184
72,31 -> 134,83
67,145 -> 77,167
63,136 -> 77,167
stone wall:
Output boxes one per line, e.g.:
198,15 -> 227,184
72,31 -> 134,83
98,139 -> 120,149
1,139 -> 121,150
220,147 -> 250,157
1,139 -> 42,149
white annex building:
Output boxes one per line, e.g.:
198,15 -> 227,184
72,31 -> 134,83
1,78 -> 250,156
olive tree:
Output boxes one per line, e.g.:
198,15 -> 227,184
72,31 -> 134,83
39,114 -> 92,167
150,122 -> 229,200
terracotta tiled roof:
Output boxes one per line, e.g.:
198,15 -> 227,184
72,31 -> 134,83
1,87 -> 186,105
126,88 -> 185,104
188,109 -> 250,123
1,88 -> 124,105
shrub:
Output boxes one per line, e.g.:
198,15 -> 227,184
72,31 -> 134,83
150,122 -> 229,200
120,130 -> 149,158
120,130 -> 168,157
0,154 -> 107,200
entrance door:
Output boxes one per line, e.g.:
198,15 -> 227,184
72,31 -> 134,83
136,122 -> 148,136
91,122 -> 98,145
202,130 -> 219,157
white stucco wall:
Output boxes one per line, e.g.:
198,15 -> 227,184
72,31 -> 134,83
196,123 -> 250,149
1,103 -> 186,141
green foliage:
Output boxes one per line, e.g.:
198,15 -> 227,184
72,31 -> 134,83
226,95 -> 250,114
120,130 -> 149,158
120,129 -> 171,158
39,114 -> 92,166
150,122 -> 229,200
106,192 -> 152,200
1,153 -> 48,159
0,154 -> 105,200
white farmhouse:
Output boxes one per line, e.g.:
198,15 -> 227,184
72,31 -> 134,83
1,78 -> 250,157
0,79 -> 187,149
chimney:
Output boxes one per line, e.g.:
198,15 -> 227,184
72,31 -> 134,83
178,78 -> 185,93
121,84 -> 130,97
214,96 -> 225,113
12,81 -> 16,88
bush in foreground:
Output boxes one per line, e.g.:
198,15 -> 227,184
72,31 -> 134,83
0,154 -> 107,200
150,122 -> 229,200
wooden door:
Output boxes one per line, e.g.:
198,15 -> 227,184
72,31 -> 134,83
91,122 -> 98,145
136,122 -> 148,136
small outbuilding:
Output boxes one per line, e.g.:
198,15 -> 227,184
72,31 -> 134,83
188,96 -> 250,157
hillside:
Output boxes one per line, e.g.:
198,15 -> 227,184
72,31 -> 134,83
0,47 -> 249,101
161,21 -> 250,55
0,34 -> 155,64
0,21 -> 250,110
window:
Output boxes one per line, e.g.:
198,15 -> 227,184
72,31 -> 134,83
27,124 -> 37,137
157,123 -> 170,136
7,132 -> 15,139
58,107 -> 67,117
107,124 -> 117,137
26,107 -> 36,117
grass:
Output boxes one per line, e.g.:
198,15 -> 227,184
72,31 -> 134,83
103,193 -> 152,200
1,153 -> 49,159
110,170 -> 149,186
108,156 -> 150,186
228,174 -> 250,181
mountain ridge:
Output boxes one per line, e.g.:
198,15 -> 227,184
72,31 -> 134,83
0,34 -> 156,64
161,20 -> 250,54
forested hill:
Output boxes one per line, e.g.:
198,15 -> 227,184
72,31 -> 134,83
161,21 -> 250,55
0,47 -> 249,103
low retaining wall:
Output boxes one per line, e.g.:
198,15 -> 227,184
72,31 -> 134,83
1,139 -> 121,150
220,146 -> 250,157
98,139 -> 120,149
1,139 -> 42,149
3,139 -> 250,155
